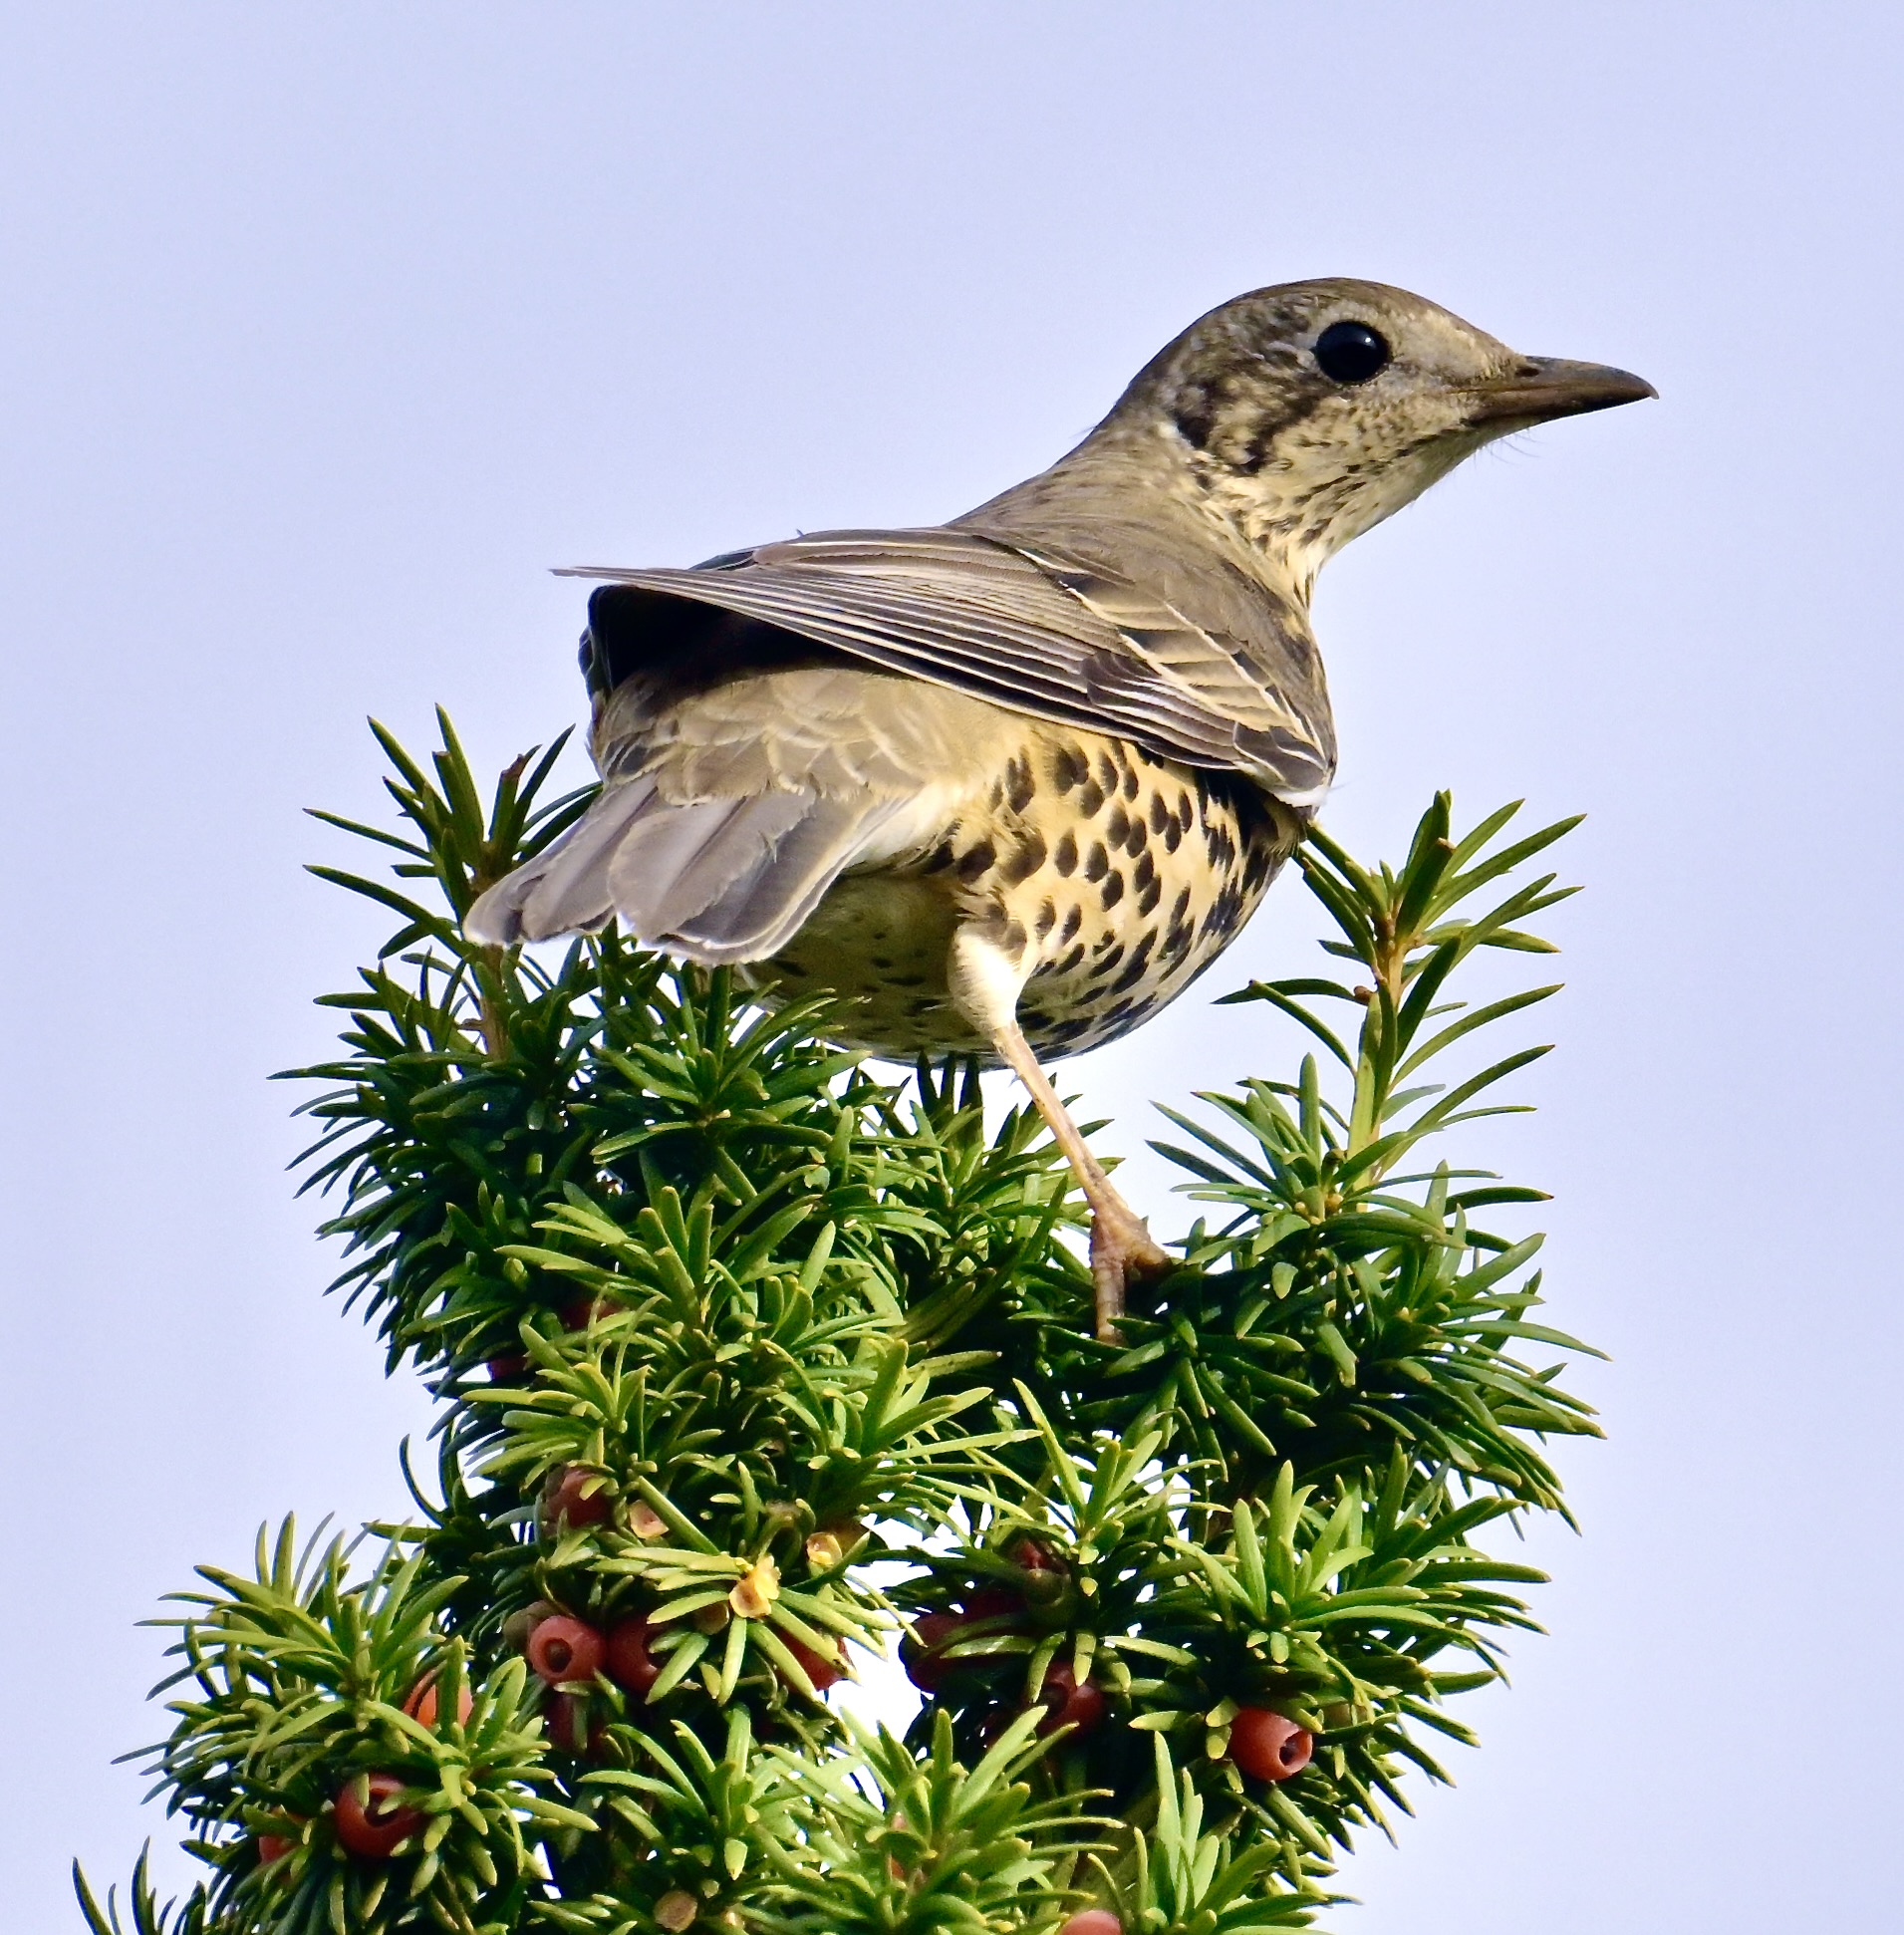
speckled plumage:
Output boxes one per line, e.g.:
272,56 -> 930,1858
468,276 -> 1650,1334
762,717 -> 1299,1061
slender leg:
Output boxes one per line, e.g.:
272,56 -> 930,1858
948,923 -> 1170,1340
988,1019 -> 1171,1342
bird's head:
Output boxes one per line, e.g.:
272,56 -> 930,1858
1113,277 -> 1654,593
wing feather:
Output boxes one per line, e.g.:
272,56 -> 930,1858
561,524 -> 1334,802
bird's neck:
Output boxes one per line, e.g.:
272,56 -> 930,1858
964,432 -> 1323,620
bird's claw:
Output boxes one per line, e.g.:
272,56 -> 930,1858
1090,1209 -> 1172,1343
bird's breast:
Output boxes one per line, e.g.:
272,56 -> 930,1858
752,723 -> 1299,1062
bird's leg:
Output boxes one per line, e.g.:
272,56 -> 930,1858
986,1019 -> 1171,1342
948,924 -> 1170,1341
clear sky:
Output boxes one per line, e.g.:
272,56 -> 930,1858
4,4 -> 1898,1928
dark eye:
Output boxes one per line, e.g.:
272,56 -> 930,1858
1314,320 -> 1391,385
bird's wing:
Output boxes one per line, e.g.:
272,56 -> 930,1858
562,525 -> 1334,804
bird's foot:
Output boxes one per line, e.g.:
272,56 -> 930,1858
1089,1207 -> 1172,1344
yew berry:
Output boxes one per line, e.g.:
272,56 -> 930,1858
255,1828 -> 298,1865
527,1613 -> 606,1686
1033,1661 -> 1106,1739
542,1466 -> 612,1531
1227,1707 -> 1313,1783
403,1673 -> 473,1731
604,1616 -> 661,1696
902,1611 -> 964,1692
561,1293 -> 618,1330
781,1634 -> 843,1692
1058,1913 -> 1123,1935
961,1585 -> 1024,1622
547,1691 -> 608,1757
333,1773 -> 424,1860
485,1353 -> 530,1385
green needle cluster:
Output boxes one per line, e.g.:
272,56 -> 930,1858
77,717 -> 1599,1935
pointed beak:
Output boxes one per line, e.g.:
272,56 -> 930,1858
1464,357 -> 1658,427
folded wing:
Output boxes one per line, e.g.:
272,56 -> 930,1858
563,524 -> 1335,807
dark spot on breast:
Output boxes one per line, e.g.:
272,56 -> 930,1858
871,955 -> 893,969
1005,756 -> 1035,815
1001,919 -> 1027,955
1241,837 -> 1276,892
1105,804 -> 1129,847
1204,821 -> 1236,871
955,840 -> 996,880
1060,904 -> 1082,943
1035,898 -> 1057,940
1122,814 -> 1147,856
1095,751 -> 1119,793
921,841 -> 955,874
1121,761 -> 1141,800
1161,816 -> 1184,853
1000,830 -> 1048,886
1051,745 -> 1087,793
1077,779 -> 1105,817
1051,942 -> 1087,975
1108,931 -> 1157,994
1149,792 -> 1172,835
1202,880 -> 1247,941
1089,943 -> 1125,979
1101,871 -> 1126,909
1084,842 -> 1109,883
1053,831 -> 1077,876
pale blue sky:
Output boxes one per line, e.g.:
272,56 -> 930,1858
4,4 -> 1898,1928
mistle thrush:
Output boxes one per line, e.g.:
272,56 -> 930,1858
468,278 -> 1652,1338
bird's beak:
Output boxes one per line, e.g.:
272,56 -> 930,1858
1464,357 -> 1658,426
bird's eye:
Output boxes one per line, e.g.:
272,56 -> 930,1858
1313,320 -> 1391,385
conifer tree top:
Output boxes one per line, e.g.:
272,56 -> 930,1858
79,718 -> 1597,1935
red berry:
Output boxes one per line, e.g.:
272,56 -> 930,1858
604,1616 -> 660,1696
781,1634 -> 843,1692
333,1773 -> 424,1860
1059,1913 -> 1123,1935
485,1353 -> 530,1384
527,1613 -> 606,1686
255,1828 -> 297,1865
561,1293 -> 618,1329
902,1611 -> 964,1692
542,1466 -> 612,1531
403,1673 -> 473,1731
546,1691 -> 610,1756
1227,1707 -> 1313,1783
961,1585 -> 1023,1622
1033,1661 -> 1106,1739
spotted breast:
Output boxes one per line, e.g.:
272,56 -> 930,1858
757,719 -> 1300,1062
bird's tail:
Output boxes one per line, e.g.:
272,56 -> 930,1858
465,776 -> 902,965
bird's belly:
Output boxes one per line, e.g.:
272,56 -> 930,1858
751,726 -> 1299,1065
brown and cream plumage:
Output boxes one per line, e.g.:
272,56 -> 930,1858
468,278 -> 1652,1335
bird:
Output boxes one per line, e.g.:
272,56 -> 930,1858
467,278 -> 1652,1340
